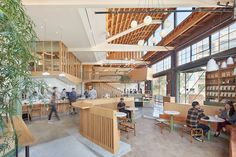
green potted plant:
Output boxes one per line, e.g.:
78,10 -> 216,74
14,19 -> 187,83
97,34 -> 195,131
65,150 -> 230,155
0,1 -> 47,156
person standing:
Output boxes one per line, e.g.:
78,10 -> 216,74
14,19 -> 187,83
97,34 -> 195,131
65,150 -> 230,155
48,87 -> 60,121
68,88 -> 77,114
60,88 -> 67,100
88,86 -> 97,99
186,101 -> 210,141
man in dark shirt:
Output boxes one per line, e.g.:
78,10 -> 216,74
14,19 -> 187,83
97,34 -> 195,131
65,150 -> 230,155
117,98 -> 131,118
186,101 -> 210,136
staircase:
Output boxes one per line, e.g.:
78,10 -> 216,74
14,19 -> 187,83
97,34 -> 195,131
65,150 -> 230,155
93,83 -> 122,98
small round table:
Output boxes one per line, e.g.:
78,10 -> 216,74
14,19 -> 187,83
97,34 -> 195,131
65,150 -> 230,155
116,112 -> 127,118
164,110 -> 180,132
125,107 -> 138,123
201,115 -> 225,140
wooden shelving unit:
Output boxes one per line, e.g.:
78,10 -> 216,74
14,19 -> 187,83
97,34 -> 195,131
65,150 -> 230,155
206,64 -> 236,104
30,41 -> 81,79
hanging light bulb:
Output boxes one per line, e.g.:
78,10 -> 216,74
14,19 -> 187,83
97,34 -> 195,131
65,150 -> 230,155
226,56 -> 234,65
131,20 -> 138,28
160,29 -> 167,38
138,39 -> 144,46
143,16 -> 152,25
206,58 -> 219,72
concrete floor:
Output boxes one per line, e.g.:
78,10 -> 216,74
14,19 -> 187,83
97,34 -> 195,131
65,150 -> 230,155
23,112 -> 229,157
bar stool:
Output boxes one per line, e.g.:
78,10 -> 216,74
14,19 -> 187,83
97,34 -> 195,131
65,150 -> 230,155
181,124 -> 204,143
22,105 -> 31,122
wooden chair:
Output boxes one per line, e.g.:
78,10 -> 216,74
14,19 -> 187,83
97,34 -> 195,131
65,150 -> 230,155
119,119 -> 136,139
181,124 -> 204,143
29,104 -> 42,120
155,118 -> 170,134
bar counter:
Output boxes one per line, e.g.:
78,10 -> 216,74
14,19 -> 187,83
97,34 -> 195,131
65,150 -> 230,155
72,97 -> 134,154
22,100 -> 70,118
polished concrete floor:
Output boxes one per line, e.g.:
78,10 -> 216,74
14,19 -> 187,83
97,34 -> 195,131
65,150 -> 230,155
23,111 -> 229,157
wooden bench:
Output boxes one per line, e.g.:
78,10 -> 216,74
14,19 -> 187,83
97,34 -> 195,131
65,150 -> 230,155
226,125 -> 236,157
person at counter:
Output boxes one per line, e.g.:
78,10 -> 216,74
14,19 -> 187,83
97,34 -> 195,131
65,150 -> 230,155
68,88 -> 77,114
117,97 -> 131,119
48,87 -> 60,121
88,86 -> 97,99
60,88 -> 67,100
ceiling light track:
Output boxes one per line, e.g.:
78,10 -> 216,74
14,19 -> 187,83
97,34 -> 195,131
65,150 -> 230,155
95,8 -> 233,15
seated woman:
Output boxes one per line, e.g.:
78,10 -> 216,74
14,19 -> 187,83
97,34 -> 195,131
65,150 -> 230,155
229,103 -> 236,125
214,101 -> 236,137
117,97 -> 131,119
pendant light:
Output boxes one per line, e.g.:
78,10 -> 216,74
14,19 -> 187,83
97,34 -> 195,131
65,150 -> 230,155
138,39 -> 144,46
160,29 -> 167,38
206,58 -> 219,72
233,67 -> 236,75
226,56 -> 234,65
131,20 -> 138,28
144,16 -> 152,25
221,61 -> 227,68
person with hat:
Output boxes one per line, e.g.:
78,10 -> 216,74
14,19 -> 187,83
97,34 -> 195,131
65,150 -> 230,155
186,101 -> 210,140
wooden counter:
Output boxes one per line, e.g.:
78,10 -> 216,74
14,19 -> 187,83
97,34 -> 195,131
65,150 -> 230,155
72,97 -> 134,154
22,101 -> 70,118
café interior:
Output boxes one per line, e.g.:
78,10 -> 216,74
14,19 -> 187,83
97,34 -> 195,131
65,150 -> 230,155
1,0 -> 236,157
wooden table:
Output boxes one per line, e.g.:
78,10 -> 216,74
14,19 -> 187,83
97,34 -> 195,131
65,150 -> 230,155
164,110 -> 180,132
116,112 -> 127,118
201,115 -> 225,140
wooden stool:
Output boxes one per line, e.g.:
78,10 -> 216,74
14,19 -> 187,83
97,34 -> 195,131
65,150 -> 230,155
119,121 -> 136,139
181,124 -> 204,143
155,118 -> 170,134
22,105 -> 31,122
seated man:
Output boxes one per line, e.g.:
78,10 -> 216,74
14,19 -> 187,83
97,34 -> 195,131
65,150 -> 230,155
117,98 -> 131,119
186,101 -> 210,140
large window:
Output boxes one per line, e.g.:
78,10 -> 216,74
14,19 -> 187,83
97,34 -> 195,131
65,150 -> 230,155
176,8 -> 192,26
148,34 -> 154,46
153,75 -> 167,96
192,37 -> 210,61
178,70 -> 205,104
143,41 -> 148,56
152,56 -> 171,73
229,22 -> 236,48
164,13 -> 174,35
211,22 -> 236,55
177,46 -> 191,66
154,27 -> 162,43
